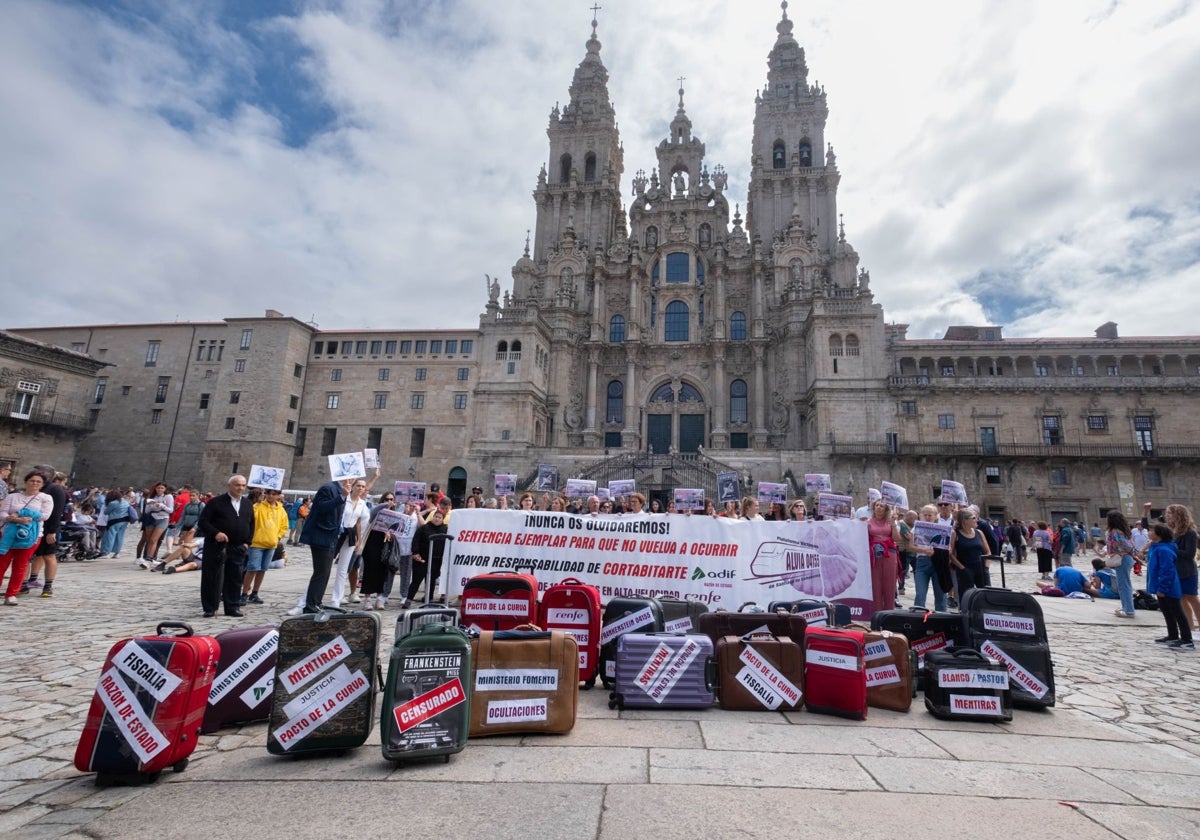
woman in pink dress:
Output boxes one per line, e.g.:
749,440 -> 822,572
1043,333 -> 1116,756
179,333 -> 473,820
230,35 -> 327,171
867,499 -> 902,612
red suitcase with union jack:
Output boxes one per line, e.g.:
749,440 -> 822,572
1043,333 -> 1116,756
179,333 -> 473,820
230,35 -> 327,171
74,621 -> 219,785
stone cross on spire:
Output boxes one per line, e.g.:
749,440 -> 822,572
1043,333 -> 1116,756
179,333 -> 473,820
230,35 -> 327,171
590,4 -> 602,36
677,77 -> 686,108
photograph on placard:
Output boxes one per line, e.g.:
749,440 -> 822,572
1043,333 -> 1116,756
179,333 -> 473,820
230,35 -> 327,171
363,448 -> 380,470
536,464 -> 559,491
912,520 -> 953,549
716,471 -> 741,504
940,479 -> 969,505
880,481 -> 909,510
596,486 -> 610,501
674,488 -> 705,511
608,478 -> 636,498
757,481 -> 787,505
817,492 -> 853,519
564,478 -> 597,499
328,451 -> 366,481
371,507 -> 415,537
804,473 -> 832,494
392,480 -> 427,505
247,465 -> 285,491
493,474 -> 517,497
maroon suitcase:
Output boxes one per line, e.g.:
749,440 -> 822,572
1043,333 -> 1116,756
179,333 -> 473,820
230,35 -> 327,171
74,621 -> 219,784
461,570 -> 539,631
201,625 -> 279,733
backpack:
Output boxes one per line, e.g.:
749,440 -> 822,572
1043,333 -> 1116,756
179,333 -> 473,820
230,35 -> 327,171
1133,590 -> 1161,611
126,504 -> 139,524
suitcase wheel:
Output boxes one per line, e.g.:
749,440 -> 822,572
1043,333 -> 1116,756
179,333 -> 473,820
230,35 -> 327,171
583,677 -> 596,691
96,771 -> 160,788
172,759 -> 189,774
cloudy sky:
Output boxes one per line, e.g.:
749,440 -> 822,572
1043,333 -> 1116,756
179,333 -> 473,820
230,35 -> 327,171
3,0 -> 1198,339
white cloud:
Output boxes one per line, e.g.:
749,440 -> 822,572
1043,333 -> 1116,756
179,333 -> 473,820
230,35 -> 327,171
1,0 -> 1197,339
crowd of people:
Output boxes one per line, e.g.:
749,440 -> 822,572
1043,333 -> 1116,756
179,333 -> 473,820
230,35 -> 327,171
2,463 -> 1196,649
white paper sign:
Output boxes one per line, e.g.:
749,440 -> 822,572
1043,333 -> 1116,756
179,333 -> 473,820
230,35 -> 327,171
281,664 -> 356,720
807,649 -> 858,672
328,452 -> 366,481
936,667 -> 1010,689
272,669 -> 369,750
114,641 -> 183,703
949,694 -> 1004,716
600,606 -> 657,645
863,639 -> 891,662
208,630 -> 278,704
980,640 -> 1048,698
463,598 -> 530,617
278,635 -> 351,694
865,663 -> 902,686
981,613 -> 1037,636
363,449 -> 380,469
95,669 -> 169,763
474,669 -> 559,691
247,465 -> 286,491
484,697 -> 548,725
738,646 -> 802,707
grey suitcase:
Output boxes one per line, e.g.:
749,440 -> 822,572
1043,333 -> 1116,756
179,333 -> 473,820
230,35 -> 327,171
658,597 -> 710,634
608,632 -> 715,710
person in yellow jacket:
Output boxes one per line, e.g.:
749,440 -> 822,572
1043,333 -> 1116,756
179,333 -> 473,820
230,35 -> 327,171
240,488 -> 289,605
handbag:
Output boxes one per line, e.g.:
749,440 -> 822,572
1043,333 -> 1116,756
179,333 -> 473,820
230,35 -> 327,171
1104,554 -> 1123,569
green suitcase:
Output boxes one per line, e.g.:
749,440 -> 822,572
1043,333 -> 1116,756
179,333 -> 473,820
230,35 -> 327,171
381,623 -> 472,764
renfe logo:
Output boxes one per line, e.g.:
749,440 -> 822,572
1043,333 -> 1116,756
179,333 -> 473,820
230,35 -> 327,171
546,608 -> 588,626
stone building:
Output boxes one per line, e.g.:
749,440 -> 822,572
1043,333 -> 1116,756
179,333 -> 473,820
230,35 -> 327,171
0,330 -> 108,480
15,9 -> 1200,521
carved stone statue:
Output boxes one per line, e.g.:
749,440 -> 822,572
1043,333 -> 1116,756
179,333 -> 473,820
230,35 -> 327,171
564,393 -> 584,430
487,274 -> 500,303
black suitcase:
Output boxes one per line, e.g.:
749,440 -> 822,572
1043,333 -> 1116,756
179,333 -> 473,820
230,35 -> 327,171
381,623 -> 472,764
924,648 -> 1012,722
870,607 -> 967,691
202,625 -> 279,733
599,597 -> 664,689
959,587 -> 1048,643
959,587 -> 1054,708
267,609 -> 380,755
658,597 -> 710,634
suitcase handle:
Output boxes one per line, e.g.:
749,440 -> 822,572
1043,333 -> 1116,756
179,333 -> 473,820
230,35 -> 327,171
558,577 -> 588,587
740,630 -> 779,643
704,655 -> 717,693
156,621 -> 194,637
948,648 -> 992,663
738,601 -> 764,613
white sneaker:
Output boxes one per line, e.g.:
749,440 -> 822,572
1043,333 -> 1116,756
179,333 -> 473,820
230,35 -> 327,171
137,559 -> 151,569
350,593 -> 363,603
376,598 -> 387,611
362,595 -> 376,610
286,606 -> 304,617
4,596 -> 18,606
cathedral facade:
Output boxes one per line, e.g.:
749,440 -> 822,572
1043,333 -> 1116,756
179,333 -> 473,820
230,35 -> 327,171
14,9 -> 1200,523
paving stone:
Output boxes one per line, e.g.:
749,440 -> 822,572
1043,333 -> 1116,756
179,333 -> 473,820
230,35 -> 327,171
1085,768 -> 1200,808
526,717 -> 701,749
701,721 -> 952,758
0,761 -> 72,784
649,748 -> 878,789
0,805 -> 53,833
1077,803 -> 1200,839
857,756 -> 1139,803
599,787 -> 1123,839
923,731 -> 1200,774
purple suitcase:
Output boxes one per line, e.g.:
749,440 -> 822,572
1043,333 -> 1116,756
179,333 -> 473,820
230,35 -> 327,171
201,625 -> 279,733
608,632 -> 715,710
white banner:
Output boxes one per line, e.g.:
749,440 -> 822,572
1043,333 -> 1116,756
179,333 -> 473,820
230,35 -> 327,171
448,510 -> 873,619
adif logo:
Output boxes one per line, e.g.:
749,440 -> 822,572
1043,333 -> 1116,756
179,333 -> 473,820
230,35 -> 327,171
693,567 -> 736,580
253,686 -> 269,701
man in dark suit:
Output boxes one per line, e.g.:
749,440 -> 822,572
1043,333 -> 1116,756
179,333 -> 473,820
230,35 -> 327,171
289,478 -> 350,615
197,475 -> 255,617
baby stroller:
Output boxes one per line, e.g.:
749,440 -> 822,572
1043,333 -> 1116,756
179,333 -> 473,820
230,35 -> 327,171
56,523 -> 103,561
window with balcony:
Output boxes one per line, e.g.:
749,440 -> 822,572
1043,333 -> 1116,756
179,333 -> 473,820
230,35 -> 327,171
1042,415 -> 1062,445
1135,416 -> 1155,453
1086,414 -> 1108,432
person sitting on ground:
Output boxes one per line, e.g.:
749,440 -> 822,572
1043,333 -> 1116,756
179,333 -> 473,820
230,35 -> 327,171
158,528 -> 202,573
1089,558 -> 1119,599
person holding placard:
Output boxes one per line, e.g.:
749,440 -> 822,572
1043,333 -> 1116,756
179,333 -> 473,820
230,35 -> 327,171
910,505 -> 948,612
